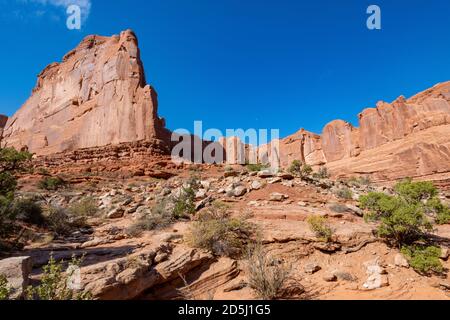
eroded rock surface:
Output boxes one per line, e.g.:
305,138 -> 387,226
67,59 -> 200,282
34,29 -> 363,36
2,30 -> 170,155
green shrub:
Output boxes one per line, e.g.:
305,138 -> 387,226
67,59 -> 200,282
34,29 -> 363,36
186,202 -> 254,257
377,204 -> 432,246
335,187 -> 353,200
401,246 -> 443,275
301,164 -> 313,177
38,176 -> 66,191
288,160 -> 302,176
426,197 -> 450,225
246,243 -> 291,300
315,167 -> 329,179
26,255 -> 91,300
0,274 -> 10,300
394,179 -> 437,204
0,148 -> 32,171
359,181 -> 439,247
307,216 -> 333,242
10,198 -> 45,225
0,172 -> 17,198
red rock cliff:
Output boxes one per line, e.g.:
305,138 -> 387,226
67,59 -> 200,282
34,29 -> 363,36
2,30 -> 170,155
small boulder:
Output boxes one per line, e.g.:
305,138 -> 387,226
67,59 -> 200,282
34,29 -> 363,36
257,170 -> 274,178
251,180 -> 263,190
270,193 -> 288,202
107,207 -> 125,219
0,256 -> 32,299
394,254 -> 409,268
234,186 -> 247,197
304,263 -> 321,274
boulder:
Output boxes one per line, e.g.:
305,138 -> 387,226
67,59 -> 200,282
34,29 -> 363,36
0,257 -> 32,299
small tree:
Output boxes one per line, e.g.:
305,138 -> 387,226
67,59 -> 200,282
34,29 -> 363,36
360,180 -> 442,247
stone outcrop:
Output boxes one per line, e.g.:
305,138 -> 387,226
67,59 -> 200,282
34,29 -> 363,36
2,30 -> 170,156
272,82 -> 450,181
0,256 -> 32,299
0,114 -> 7,141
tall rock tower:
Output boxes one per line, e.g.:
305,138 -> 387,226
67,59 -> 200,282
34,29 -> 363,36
2,30 -> 170,155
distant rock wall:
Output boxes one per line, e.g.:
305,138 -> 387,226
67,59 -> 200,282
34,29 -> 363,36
2,30 -> 170,155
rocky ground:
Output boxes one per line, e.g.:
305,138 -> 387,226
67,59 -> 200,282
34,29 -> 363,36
2,158 -> 450,300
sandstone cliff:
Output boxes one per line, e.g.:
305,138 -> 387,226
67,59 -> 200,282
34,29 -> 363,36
0,115 -> 7,141
2,30 -> 170,155
278,82 -> 450,181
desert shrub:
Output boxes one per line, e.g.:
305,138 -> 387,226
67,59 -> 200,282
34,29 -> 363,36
10,198 -> 45,225
0,172 -> 17,198
394,179 -> 437,204
45,206 -> 74,235
301,164 -> 313,177
377,204 -> 432,246
0,148 -> 32,172
172,176 -> 200,218
38,176 -> 66,191
288,160 -> 302,176
186,202 -> 253,257
359,181 -> 440,247
315,166 -> 329,179
426,197 -> 450,225
335,187 -> 353,200
307,216 -> 333,242
126,201 -> 174,237
68,197 -> 98,218
401,245 -> 443,275
348,176 -> 372,187
246,163 -> 269,172
0,274 -> 10,300
246,243 -> 291,300
26,255 -> 91,300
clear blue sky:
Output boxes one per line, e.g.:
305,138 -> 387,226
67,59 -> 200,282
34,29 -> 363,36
1,0 -> 450,138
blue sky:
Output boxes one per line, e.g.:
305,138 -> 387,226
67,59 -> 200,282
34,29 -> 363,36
1,0 -> 450,138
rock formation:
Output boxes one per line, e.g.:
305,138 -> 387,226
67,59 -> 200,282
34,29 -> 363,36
259,82 -> 450,181
2,30 -> 170,155
0,115 -> 7,141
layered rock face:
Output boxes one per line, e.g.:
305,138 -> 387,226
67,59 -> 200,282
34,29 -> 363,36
2,30 -> 169,155
279,82 -> 450,181
0,114 -> 7,139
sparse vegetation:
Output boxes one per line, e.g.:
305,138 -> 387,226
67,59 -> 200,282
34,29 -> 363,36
335,187 -> 353,200
348,176 -> 372,187
126,200 -> 174,237
314,166 -> 329,179
0,274 -> 10,300
246,243 -> 291,300
0,147 -> 34,242
307,215 -> 333,242
287,160 -> 302,176
401,245 -> 443,275
186,201 -> 254,257
246,163 -> 269,172
38,176 -> 66,191
26,255 -> 91,300
68,197 -> 98,218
